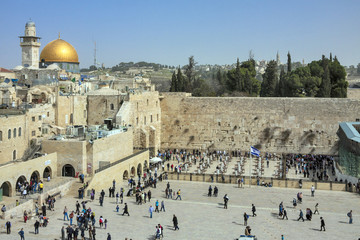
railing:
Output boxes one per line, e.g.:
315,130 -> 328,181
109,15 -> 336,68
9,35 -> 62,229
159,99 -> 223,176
95,148 -> 148,173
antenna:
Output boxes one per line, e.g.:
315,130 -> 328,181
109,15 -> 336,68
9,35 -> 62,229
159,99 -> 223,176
94,41 -> 96,66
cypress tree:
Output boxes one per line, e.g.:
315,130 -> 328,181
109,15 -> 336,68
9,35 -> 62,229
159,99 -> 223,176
169,71 -> 177,92
260,60 -> 278,97
176,67 -> 184,92
318,63 -> 331,97
287,51 -> 292,73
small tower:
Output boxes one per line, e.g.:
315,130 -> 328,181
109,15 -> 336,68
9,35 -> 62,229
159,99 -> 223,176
19,20 -> 41,68
276,51 -> 280,65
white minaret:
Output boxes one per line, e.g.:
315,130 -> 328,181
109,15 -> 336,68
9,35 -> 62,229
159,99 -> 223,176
19,20 -> 41,68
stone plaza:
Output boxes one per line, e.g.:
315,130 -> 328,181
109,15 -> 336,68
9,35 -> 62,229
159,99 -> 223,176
0,179 -> 358,240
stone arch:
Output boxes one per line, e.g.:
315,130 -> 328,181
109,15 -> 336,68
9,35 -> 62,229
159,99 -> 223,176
43,166 -> 52,178
62,164 -> 75,177
137,163 -> 142,176
143,160 -> 148,172
1,181 -> 12,197
16,175 -> 27,191
123,170 -> 129,180
30,170 -> 40,182
130,166 -> 136,176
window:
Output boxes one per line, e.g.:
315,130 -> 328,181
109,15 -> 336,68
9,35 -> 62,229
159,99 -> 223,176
136,117 -> 138,126
144,116 -> 146,125
18,127 -> 21,137
151,115 -> 153,123
110,103 -> 114,110
147,99 -> 149,106
0,131 -> 2,141
38,115 -> 42,121
70,114 -> 73,124
156,101 -> 158,107
8,129 -> 11,139
47,112 -> 50,117
42,128 -> 48,134
32,131 -> 35,136
32,116 -> 35,122
157,114 -> 159,121
13,150 -> 16,160
35,74 -> 39,79
13,128 -> 16,138
65,115 -> 68,124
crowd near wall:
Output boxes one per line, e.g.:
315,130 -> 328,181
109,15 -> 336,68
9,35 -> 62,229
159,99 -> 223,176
160,93 -> 360,154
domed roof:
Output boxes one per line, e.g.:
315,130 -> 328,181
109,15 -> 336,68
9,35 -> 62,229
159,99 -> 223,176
40,38 -> 79,63
26,20 -> 35,27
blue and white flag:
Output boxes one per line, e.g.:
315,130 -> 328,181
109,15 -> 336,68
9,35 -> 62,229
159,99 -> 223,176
250,146 -> 260,157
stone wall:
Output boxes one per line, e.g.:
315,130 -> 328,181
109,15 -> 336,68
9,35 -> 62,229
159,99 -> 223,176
56,95 -> 87,127
160,93 -> 360,154
87,150 -> 149,192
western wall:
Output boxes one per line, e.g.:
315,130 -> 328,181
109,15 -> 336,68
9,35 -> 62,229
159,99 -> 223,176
160,92 -> 360,154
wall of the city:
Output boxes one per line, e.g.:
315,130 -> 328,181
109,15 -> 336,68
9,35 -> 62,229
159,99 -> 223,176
160,93 -> 360,154
27,103 -> 55,139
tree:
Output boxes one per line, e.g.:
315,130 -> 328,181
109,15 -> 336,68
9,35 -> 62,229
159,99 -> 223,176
260,60 -> 278,97
169,71 -> 177,92
318,63 -> 331,97
176,67 -> 184,92
277,66 -> 286,97
184,56 -> 196,92
329,56 -> 347,98
357,63 -> 360,75
287,51 -> 292,73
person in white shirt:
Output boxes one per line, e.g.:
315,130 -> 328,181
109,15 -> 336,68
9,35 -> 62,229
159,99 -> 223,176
311,185 -> 315,197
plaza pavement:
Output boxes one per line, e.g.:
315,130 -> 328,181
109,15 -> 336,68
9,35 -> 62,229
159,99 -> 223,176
0,179 -> 359,240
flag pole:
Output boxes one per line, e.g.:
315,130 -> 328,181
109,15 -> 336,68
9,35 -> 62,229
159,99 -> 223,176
249,148 -> 252,188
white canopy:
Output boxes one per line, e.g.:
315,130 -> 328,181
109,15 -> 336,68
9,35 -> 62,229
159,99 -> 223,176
150,157 -> 162,164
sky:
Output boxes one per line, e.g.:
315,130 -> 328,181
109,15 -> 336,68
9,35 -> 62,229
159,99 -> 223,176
1,0 -> 360,69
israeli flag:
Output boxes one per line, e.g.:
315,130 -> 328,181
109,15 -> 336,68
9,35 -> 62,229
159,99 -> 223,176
250,146 -> 260,157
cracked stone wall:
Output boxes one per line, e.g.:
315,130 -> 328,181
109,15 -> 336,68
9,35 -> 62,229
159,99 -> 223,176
160,93 -> 360,154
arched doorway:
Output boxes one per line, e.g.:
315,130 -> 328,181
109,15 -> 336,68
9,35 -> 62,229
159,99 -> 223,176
43,167 -> 52,178
130,166 -> 135,176
62,164 -> 75,177
1,181 -> 12,197
16,175 -> 27,192
143,160 -> 148,172
137,163 -> 142,176
123,170 -> 129,180
30,171 -> 40,183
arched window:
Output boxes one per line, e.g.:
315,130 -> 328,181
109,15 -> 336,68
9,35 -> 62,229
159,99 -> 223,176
0,131 -> 2,141
110,103 -> 114,110
8,129 -> 11,139
13,150 -> 16,160
13,128 -> 16,138
18,127 -> 21,137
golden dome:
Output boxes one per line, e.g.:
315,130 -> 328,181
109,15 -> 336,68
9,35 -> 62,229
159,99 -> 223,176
40,38 -> 79,63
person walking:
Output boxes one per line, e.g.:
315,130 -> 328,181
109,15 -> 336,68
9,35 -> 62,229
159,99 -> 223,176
314,203 -> 319,214
252,204 -> 257,217
173,214 -> 179,230
243,212 -> 248,226
18,228 -> 25,240
347,210 -> 353,224
208,185 -> 212,197
160,200 -> 165,212
5,220 -> 11,234
69,211 -> 74,225
34,220 -> 40,234
122,203 -> 130,216
282,208 -> 288,220
149,205 -> 154,218
175,189 -> 181,200
223,194 -> 229,209
311,185 -> 315,197
61,226 -> 65,240
320,217 -> 326,231
155,200 -> 160,213
63,206 -> 69,221
297,209 -> 304,222
107,233 -> 111,240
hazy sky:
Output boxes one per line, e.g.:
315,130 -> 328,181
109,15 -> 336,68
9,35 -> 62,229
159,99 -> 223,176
1,0 -> 360,69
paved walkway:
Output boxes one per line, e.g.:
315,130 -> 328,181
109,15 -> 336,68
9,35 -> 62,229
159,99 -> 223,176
0,180 -> 359,239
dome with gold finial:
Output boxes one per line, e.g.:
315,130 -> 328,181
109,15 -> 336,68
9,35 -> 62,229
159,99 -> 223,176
39,35 -> 80,73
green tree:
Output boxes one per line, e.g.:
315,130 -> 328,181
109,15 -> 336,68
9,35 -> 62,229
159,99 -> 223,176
329,56 -> 347,98
277,66 -> 286,97
260,60 -> 278,97
287,52 -> 292,73
176,67 -> 184,92
184,56 -> 196,92
169,71 -> 177,92
318,63 -> 331,97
